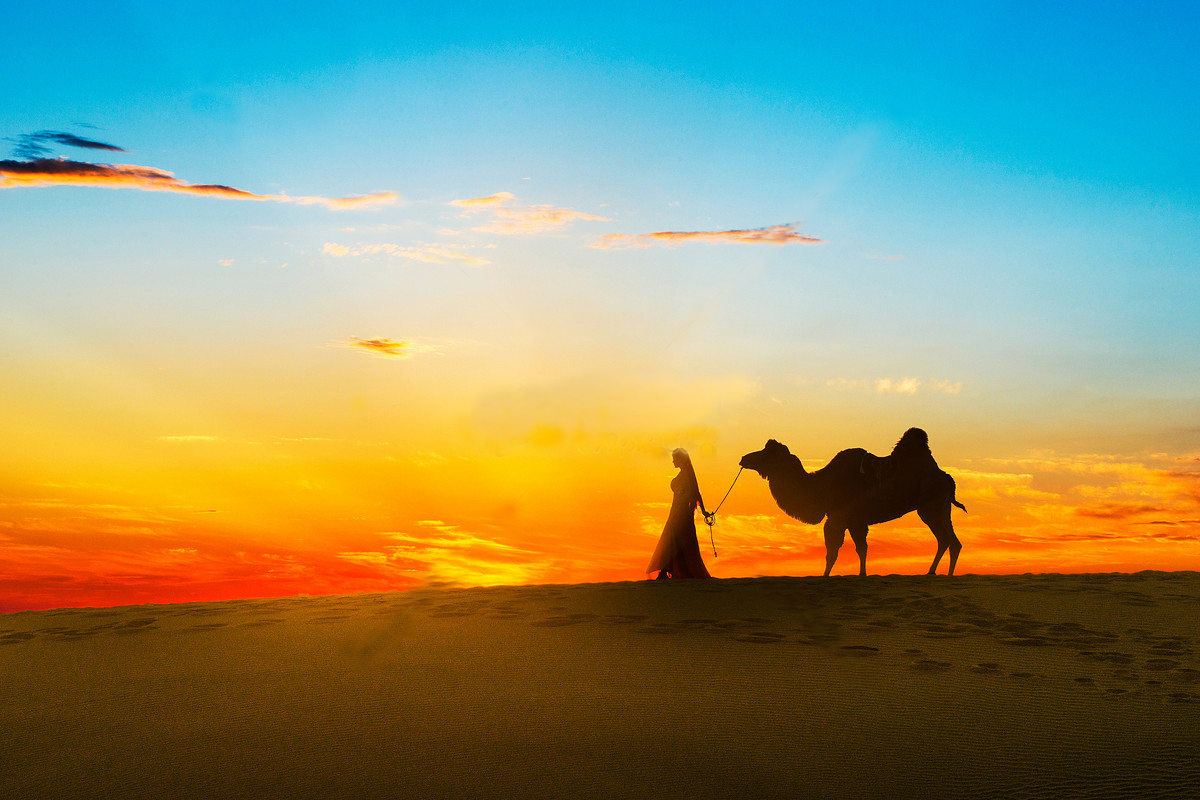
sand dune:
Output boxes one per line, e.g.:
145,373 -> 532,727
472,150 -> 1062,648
3,572 -> 1199,799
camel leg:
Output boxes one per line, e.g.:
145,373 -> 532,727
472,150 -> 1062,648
919,504 -> 962,576
822,518 -> 846,577
849,526 -> 869,577
946,522 -> 962,575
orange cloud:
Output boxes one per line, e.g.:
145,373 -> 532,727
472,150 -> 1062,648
347,338 -> 413,358
450,192 -> 608,234
345,337 -> 442,359
381,525 -> 553,587
1075,503 -> 1164,520
0,158 -> 398,210
449,191 -> 515,208
590,223 -> 823,249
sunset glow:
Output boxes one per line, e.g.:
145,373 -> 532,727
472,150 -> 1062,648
3,2 -> 1199,611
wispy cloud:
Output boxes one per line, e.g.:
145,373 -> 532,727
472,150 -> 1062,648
590,223 -> 823,249
928,379 -> 963,395
1075,503 -> 1164,520
8,129 -> 126,159
383,524 -> 552,587
450,191 -> 514,209
825,376 -> 962,395
344,337 -> 442,359
450,192 -> 608,234
874,377 -> 922,395
869,377 -> 962,395
878,379 -> 921,398
322,241 -> 490,266
1,131 -> 397,209
0,158 -> 398,209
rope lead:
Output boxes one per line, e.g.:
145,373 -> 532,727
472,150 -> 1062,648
704,467 -> 744,558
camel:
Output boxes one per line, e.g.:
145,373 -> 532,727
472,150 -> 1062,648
739,428 -> 966,577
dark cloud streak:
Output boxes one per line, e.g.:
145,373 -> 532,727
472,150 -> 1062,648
10,129 -> 126,159
0,157 -> 397,208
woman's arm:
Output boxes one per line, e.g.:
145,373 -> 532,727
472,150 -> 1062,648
695,478 -> 711,518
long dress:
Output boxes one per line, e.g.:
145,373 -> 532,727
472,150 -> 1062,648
646,472 -> 711,578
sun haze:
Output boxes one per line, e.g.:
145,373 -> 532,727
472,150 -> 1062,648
2,3 -> 1199,611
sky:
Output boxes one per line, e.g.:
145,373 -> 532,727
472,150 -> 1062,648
2,1 -> 1199,611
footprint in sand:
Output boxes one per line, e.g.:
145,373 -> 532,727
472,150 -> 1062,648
1144,658 -> 1181,671
999,635 -> 1052,646
969,662 -> 1003,675
1169,668 -> 1200,684
712,618 -> 775,632
241,619 -> 285,627
1080,651 -> 1136,665
53,630 -> 100,639
114,618 -> 158,634
796,634 -> 841,646
1166,692 -> 1198,704
1,632 -> 36,644
839,645 -> 880,656
915,623 -> 972,639
909,659 -> 952,672
602,614 -> 649,625
735,632 -> 786,644
531,614 -> 597,627
1146,640 -> 1192,656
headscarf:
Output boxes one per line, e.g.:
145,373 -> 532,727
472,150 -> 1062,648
673,448 -> 700,498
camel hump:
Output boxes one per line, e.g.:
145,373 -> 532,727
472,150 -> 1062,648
891,427 -> 931,459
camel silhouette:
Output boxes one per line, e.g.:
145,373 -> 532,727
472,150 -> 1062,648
739,428 -> 966,577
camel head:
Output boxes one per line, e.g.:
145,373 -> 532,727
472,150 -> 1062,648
740,439 -> 797,478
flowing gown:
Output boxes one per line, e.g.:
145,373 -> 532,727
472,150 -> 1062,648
646,472 -> 711,578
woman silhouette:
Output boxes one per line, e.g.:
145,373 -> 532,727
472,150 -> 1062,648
646,448 -> 713,579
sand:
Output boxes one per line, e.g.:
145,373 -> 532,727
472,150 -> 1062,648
2,572 -> 1199,799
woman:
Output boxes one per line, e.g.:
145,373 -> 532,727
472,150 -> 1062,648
646,448 -> 713,579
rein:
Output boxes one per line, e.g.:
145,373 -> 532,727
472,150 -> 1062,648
703,466 -> 744,557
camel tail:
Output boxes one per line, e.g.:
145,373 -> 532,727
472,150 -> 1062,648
948,474 -> 967,513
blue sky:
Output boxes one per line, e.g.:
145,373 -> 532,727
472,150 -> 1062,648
5,1 -> 1198,449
